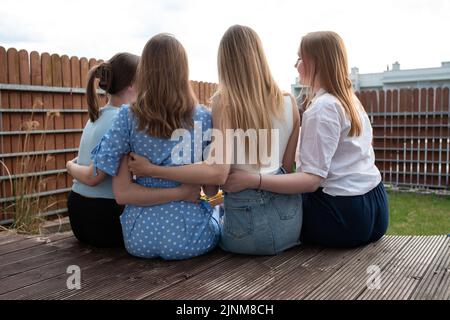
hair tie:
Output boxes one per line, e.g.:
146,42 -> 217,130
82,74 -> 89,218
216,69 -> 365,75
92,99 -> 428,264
96,63 -> 113,92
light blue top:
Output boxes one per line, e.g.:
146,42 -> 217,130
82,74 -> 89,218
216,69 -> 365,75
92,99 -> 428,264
90,105 -> 219,260
71,105 -> 120,199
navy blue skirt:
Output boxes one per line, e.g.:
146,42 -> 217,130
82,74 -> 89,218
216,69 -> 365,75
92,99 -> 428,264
301,182 -> 389,248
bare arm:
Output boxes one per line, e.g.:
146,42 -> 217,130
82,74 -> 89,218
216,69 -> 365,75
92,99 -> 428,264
112,156 -> 201,206
223,170 -> 323,194
128,101 -> 231,186
66,159 -> 107,187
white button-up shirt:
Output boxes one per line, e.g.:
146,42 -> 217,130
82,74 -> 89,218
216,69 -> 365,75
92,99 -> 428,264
297,89 -> 381,196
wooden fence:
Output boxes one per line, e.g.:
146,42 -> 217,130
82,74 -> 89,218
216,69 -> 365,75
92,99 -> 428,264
0,47 -> 217,225
358,88 -> 449,190
1,46 -> 449,225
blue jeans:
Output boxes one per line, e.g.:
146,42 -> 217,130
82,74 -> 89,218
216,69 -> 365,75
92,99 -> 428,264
219,170 -> 303,255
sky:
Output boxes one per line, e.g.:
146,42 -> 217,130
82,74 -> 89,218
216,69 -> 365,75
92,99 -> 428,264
1,0 -> 450,91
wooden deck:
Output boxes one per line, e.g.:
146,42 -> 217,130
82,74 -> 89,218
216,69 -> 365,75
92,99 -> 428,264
0,231 -> 448,300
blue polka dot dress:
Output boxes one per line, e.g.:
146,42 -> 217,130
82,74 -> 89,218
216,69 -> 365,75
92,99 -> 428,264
90,105 -> 220,260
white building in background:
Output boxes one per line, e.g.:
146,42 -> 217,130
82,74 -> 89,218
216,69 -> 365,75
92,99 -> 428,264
291,61 -> 450,97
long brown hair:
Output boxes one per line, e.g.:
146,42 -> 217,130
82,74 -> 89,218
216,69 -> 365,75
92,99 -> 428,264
131,33 -> 197,138
86,53 -> 139,122
300,31 -> 362,137
216,25 -> 285,163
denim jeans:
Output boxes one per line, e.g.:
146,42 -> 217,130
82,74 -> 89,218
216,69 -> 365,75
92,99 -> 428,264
219,169 -> 303,255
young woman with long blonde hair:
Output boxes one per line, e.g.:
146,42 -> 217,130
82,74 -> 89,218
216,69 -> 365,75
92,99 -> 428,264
224,31 -> 389,248
128,25 -> 303,255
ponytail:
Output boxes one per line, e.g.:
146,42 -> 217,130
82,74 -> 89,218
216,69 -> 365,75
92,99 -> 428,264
86,53 -> 139,122
86,62 -> 113,122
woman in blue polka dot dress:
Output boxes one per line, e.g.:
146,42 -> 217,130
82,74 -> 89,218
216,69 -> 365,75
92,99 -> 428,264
90,33 -> 220,260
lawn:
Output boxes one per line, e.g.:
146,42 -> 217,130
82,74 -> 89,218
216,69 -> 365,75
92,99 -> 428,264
387,190 -> 450,236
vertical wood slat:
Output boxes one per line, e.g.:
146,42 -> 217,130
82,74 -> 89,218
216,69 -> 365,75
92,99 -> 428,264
61,55 -> 73,189
428,88 -> 435,186
443,88 -> 450,188
41,52 -> 57,193
0,47 -> 11,219
30,51 -> 45,153
39,52 -> 57,206
435,88 -> 442,187
71,56 -> 83,129
50,54 -> 67,202
6,48 -> 22,184
399,89 -> 406,185
79,58 -> 89,125
19,49 -> 34,154
30,51 -> 48,197
378,90 -> 386,182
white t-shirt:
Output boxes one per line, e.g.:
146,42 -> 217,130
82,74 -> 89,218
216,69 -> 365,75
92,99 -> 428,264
231,95 -> 294,175
297,89 -> 381,196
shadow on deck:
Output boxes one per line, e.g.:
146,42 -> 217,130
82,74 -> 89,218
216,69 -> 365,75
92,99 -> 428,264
0,231 -> 448,300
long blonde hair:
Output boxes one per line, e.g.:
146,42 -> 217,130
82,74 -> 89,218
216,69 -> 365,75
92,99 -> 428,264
216,25 -> 285,162
131,33 -> 197,138
300,31 -> 362,137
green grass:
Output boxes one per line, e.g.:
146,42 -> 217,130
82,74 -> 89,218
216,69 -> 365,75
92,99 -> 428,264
387,190 -> 450,236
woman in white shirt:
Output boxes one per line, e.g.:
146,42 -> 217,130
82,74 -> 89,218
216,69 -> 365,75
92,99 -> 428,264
223,31 -> 389,248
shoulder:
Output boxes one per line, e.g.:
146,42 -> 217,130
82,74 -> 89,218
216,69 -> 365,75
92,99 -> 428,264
117,104 -> 131,115
194,104 -> 212,129
115,104 -> 133,120
194,104 -> 212,119
306,93 -> 344,122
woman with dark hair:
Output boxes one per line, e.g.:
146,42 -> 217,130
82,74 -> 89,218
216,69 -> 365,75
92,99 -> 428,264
66,52 -> 139,248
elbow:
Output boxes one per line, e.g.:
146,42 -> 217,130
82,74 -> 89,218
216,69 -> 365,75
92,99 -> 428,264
306,179 -> 323,193
112,184 -> 127,205
306,185 -> 320,193
215,171 -> 229,186
114,191 -> 127,206
115,197 -> 127,206
85,178 -> 100,187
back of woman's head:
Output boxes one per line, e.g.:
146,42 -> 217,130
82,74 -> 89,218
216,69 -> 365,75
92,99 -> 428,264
300,31 -> 362,137
86,52 -> 139,122
217,25 -> 284,132
217,25 -> 285,165
131,33 -> 197,138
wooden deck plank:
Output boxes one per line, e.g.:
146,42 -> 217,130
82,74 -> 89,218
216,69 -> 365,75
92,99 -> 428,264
146,246 -> 324,300
250,245 -> 366,300
0,232 -> 78,267
144,253 -> 262,300
410,236 -> 449,300
0,248 -> 129,299
389,236 -> 447,300
33,251 -> 142,300
0,231 -> 31,246
0,231 -> 16,240
0,243 -> 127,298
58,250 -> 234,300
304,236 -> 411,300
0,232 -> 73,256
0,236 -> 84,279
0,233 -> 448,300
357,235 -> 446,300
202,247 -> 323,300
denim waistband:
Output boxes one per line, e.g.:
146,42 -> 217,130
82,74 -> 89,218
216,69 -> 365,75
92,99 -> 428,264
224,167 -> 288,204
